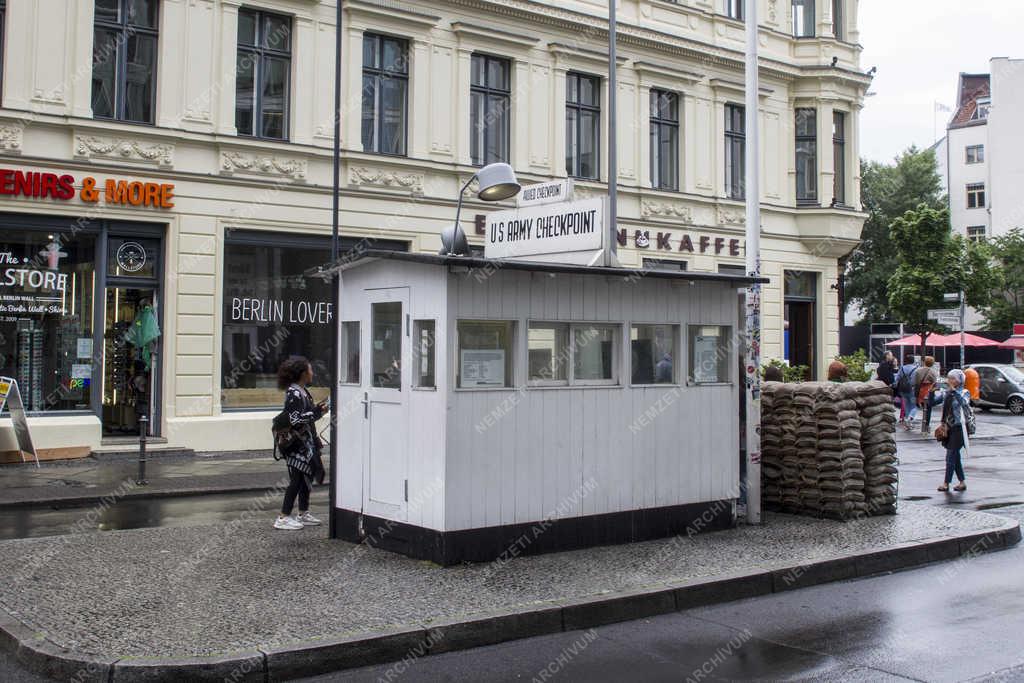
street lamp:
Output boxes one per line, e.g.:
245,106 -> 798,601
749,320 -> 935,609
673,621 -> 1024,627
440,162 -> 521,256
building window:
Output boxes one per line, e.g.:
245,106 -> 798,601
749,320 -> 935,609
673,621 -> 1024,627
795,108 -> 818,204
631,325 -> 678,385
832,111 -> 846,205
0,229 -> 96,412
718,264 -> 747,275
650,89 -> 680,191
92,0 -> 159,123
792,0 -> 815,37
832,0 -> 844,40
362,33 -> 408,156
470,54 -> 511,166
341,322 -> 360,384
966,183 -> 986,209
688,325 -> 732,384
967,226 -> 987,243
965,145 -> 984,164
236,9 -> 291,140
566,72 -> 600,180
457,320 -> 515,388
412,320 -> 436,388
971,97 -> 990,121
725,104 -> 745,200
784,270 -> 817,379
725,0 -> 744,20
221,234 -> 334,408
527,322 -> 617,386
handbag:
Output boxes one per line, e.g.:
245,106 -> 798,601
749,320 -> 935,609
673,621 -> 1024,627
934,423 -> 948,442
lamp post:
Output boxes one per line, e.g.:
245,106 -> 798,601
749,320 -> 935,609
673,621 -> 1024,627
440,162 -> 521,256
328,0 -> 343,538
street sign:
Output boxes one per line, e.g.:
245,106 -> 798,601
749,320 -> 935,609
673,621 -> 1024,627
942,293 -> 960,303
928,308 -> 959,321
516,179 -> 573,207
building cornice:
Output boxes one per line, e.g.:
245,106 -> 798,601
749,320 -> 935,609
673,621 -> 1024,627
450,21 -> 539,50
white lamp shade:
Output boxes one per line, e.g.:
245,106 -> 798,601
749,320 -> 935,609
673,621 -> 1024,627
475,163 -> 520,201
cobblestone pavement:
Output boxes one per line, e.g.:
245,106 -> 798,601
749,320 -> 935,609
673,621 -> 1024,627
0,502 -> 1008,661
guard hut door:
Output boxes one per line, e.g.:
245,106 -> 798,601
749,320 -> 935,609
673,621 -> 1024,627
363,287 -> 409,521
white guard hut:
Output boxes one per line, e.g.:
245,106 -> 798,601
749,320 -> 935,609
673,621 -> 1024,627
332,248 -> 763,565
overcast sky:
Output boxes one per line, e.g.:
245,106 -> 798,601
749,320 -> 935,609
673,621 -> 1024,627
858,0 -> 1024,163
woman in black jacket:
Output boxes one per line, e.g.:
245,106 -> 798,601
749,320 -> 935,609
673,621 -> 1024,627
274,356 -> 328,530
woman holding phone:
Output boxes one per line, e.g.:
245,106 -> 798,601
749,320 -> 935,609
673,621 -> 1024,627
273,356 -> 329,530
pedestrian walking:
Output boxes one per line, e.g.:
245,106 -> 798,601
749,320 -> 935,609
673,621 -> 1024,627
936,369 -> 971,493
876,351 -> 897,388
914,356 -> 939,434
895,353 -> 918,430
273,356 -> 329,531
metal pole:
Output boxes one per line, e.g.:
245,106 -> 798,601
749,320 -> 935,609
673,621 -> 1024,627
328,0 -> 343,538
743,0 -> 762,524
136,415 -> 148,486
959,289 -> 965,369
607,0 -> 617,264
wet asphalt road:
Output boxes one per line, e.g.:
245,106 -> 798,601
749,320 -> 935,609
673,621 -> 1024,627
1,413 -> 1022,682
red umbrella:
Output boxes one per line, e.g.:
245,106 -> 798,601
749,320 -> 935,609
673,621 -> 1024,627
998,336 -> 1024,350
926,332 -> 1002,347
885,333 -> 943,347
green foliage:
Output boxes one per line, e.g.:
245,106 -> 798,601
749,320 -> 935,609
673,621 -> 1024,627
762,358 -> 809,383
845,147 -> 945,323
886,205 -> 998,345
979,228 -> 1024,330
835,349 -> 871,381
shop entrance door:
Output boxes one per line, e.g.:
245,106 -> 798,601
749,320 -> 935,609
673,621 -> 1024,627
102,287 -> 159,436
362,287 -> 409,521
785,301 -> 815,380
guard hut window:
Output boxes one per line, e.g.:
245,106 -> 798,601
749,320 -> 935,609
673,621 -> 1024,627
470,54 -> 511,166
688,325 -> 732,384
832,111 -> 846,205
725,0 -> 743,20
236,9 -> 291,140
362,33 -> 408,156
457,320 -> 515,389
413,320 -> 436,389
566,72 -> 600,180
795,108 -> 818,204
341,321 -> 360,384
966,183 -> 985,209
92,0 -> 159,123
650,89 -> 680,191
792,0 -> 815,37
725,104 -> 745,200
631,325 -> 678,385
528,322 -> 618,386
965,145 -> 984,164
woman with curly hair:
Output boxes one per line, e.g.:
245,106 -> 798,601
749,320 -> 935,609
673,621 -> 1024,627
273,356 -> 328,530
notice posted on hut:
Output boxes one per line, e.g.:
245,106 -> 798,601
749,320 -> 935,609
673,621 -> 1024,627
484,197 -> 604,260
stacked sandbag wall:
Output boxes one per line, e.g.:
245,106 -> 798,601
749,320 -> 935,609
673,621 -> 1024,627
760,380 -> 897,520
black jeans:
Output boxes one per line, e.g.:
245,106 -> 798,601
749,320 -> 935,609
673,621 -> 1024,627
281,466 -> 310,515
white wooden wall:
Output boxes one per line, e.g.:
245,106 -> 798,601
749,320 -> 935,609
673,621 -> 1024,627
445,268 -> 741,532
336,260 -> 448,532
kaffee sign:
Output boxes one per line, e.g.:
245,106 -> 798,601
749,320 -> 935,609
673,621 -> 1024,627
617,228 -> 743,256
0,167 -> 175,209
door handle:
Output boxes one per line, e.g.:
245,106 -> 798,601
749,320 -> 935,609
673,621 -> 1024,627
361,392 -> 369,419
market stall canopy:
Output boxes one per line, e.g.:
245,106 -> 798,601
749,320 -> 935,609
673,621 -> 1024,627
998,336 -> 1024,350
886,332 -> 1002,348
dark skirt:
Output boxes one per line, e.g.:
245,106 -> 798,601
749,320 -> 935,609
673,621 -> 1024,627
944,425 -> 965,452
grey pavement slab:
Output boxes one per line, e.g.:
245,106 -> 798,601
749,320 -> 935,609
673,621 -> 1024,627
0,451 -> 307,508
0,502 -> 1015,678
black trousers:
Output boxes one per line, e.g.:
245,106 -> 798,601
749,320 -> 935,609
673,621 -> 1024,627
281,466 -> 310,515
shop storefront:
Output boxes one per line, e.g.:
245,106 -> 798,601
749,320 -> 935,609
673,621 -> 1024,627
0,213 -> 164,441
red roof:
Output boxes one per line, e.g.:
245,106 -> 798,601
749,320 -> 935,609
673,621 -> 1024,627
950,73 -> 990,127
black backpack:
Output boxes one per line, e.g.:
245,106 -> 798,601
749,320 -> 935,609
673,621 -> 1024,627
895,367 -> 911,394
271,410 -> 299,460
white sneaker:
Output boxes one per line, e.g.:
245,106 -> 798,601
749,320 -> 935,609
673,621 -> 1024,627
296,511 -> 322,526
273,515 -> 303,530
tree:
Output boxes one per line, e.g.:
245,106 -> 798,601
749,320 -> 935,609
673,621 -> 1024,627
845,147 -> 945,323
886,205 -> 997,348
979,228 -> 1024,330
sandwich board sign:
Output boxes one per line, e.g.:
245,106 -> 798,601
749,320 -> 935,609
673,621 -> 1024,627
0,377 -> 38,466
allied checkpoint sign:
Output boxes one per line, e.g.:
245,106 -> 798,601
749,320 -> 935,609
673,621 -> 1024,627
484,195 -> 606,265
0,377 -> 38,466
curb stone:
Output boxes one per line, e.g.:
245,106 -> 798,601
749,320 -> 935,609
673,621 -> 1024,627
0,518 -> 1019,682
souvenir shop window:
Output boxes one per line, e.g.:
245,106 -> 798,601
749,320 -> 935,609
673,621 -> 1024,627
221,236 -> 333,408
0,230 -> 96,411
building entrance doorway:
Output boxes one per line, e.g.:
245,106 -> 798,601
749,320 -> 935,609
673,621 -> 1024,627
102,287 -> 159,436
784,270 -> 818,380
